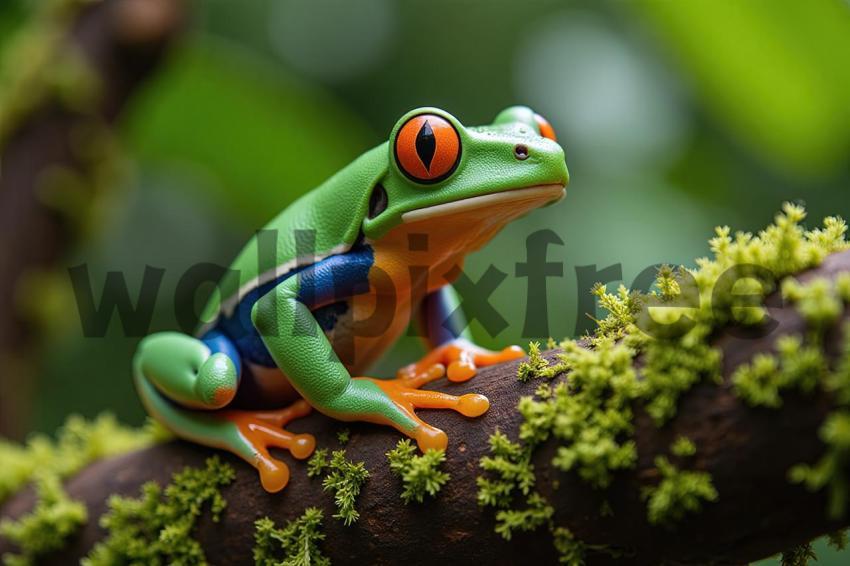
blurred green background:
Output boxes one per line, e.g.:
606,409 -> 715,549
2,0 -> 849,561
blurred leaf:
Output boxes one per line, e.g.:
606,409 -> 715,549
124,37 -> 376,226
636,0 -> 850,179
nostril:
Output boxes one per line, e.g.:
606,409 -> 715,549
514,144 -> 529,160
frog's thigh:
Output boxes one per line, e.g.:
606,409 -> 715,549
135,330 -> 240,409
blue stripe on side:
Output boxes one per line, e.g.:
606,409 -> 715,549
420,286 -> 464,347
214,244 -> 375,367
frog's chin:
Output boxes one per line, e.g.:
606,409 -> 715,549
400,183 -> 565,225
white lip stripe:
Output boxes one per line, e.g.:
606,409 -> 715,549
400,184 -> 565,224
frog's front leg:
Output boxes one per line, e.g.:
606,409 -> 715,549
399,285 -> 525,382
133,331 -> 315,492
251,264 -> 489,452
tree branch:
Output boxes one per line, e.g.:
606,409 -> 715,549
4,251 -> 850,565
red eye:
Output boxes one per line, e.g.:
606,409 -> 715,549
534,113 -> 557,142
394,114 -> 461,184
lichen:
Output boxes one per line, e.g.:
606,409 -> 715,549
253,508 -> 329,566
0,474 -> 87,566
386,439 -> 449,504
82,457 -> 235,566
306,449 -> 368,526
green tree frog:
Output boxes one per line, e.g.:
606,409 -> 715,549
134,106 -> 569,492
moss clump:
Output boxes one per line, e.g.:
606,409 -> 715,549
780,543 -> 816,566
336,428 -> 350,445
0,474 -> 87,566
493,492 -> 553,541
82,457 -> 234,566
0,414 -> 164,504
733,335 -> 828,408
386,439 -> 449,504
253,508 -> 329,566
641,441 -> 718,526
789,410 -> 850,519
476,431 -> 536,509
306,449 -> 368,526
671,436 -> 696,458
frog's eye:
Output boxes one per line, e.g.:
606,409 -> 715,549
394,114 -> 461,184
533,113 -> 557,142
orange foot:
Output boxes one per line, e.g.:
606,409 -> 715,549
398,338 -> 525,383
222,399 -> 316,493
355,360 -> 491,453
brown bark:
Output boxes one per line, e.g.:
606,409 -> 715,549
4,252 -> 850,564
0,0 -> 186,438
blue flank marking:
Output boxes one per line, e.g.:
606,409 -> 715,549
207,244 -> 375,367
421,286 -> 464,347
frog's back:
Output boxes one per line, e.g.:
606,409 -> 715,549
197,145 -> 388,335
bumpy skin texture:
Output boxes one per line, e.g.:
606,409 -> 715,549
133,106 -> 569,492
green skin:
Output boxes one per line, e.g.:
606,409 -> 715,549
134,106 -> 569,487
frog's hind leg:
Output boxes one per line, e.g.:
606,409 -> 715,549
133,331 -> 315,492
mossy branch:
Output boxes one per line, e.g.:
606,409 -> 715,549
4,251 -> 850,564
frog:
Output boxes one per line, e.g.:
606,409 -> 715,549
133,106 -> 569,492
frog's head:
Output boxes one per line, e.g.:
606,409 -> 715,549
362,106 -> 569,241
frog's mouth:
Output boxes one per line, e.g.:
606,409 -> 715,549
400,183 -> 565,224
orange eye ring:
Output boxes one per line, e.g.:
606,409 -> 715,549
394,114 -> 461,184
533,113 -> 557,142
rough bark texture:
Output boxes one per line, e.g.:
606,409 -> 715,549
0,0 -> 186,438
3,251 -> 850,565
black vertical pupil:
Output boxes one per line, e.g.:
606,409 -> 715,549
415,120 -> 437,172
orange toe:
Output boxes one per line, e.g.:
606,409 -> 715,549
290,434 -> 316,460
415,426 -> 448,452
258,460 -> 290,493
458,393 -> 489,417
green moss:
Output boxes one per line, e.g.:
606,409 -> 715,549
671,436 -> 696,458
642,454 -> 718,526
780,543 -> 816,566
386,439 -> 449,504
336,428 -> 350,445
639,335 -> 722,425
733,335 -> 829,408
307,450 -> 368,526
783,277 -> 844,331
552,527 -> 587,566
306,448 -> 329,478
0,474 -> 87,566
82,457 -> 235,566
493,492 -> 553,541
476,430 -> 535,509
485,205 -> 847,547
253,508 -> 329,566
789,410 -> 850,518
0,414 -> 165,504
